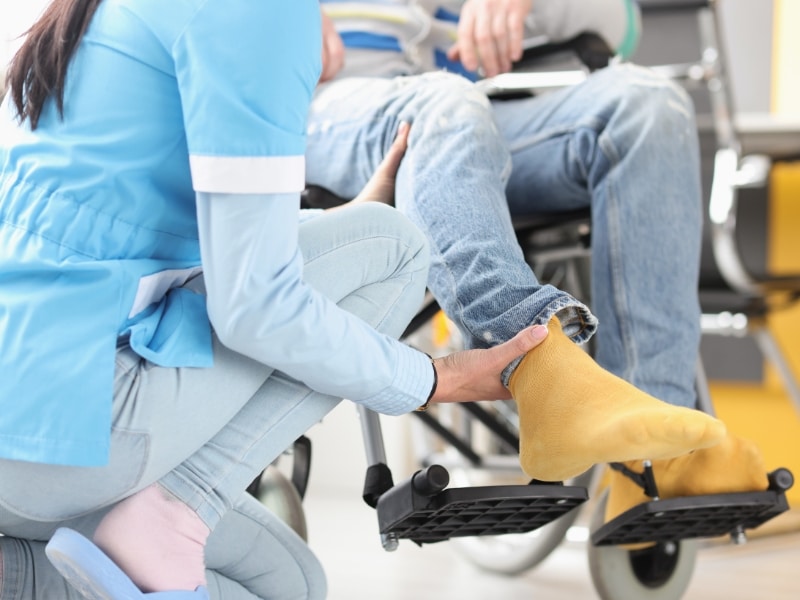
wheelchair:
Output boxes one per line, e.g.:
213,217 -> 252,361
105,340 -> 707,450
251,1 -> 797,598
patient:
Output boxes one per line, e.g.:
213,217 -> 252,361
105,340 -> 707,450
308,0 -> 768,500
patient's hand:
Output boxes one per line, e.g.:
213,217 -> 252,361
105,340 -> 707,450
447,0 -> 532,77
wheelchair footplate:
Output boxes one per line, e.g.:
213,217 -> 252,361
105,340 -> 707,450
591,464 -> 794,547
375,465 -> 588,545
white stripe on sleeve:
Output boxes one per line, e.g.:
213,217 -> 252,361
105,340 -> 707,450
190,155 -> 306,194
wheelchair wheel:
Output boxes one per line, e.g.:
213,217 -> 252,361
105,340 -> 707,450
249,465 -> 308,541
587,491 -> 698,600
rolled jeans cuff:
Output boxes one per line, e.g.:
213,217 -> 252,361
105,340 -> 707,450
501,300 -> 597,387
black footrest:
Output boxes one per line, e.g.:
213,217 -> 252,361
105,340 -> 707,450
377,477 -> 588,545
592,489 -> 790,546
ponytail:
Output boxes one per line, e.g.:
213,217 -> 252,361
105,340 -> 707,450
6,0 -> 104,129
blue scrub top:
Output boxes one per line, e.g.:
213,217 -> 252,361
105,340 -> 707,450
0,0 -> 322,466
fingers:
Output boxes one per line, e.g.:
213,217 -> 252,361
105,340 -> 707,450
472,2 -> 502,76
452,5 -> 479,72
506,8 -> 525,62
346,122 -> 410,208
448,0 -> 531,77
491,10 -> 511,75
375,122 -> 410,180
430,325 -> 547,405
493,324 -> 548,367
390,121 -> 410,157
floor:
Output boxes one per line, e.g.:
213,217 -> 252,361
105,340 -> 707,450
303,488 -> 800,600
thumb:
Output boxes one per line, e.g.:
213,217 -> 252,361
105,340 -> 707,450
446,44 -> 460,62
494,325 -> 548,365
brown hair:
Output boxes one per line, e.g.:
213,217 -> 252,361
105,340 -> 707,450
6,0 -> 104,129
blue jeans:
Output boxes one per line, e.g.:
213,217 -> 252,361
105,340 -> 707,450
306,63 -> 703,408
0,204 -> 429,600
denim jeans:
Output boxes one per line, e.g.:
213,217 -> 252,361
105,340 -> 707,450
306,63 -> 703,408
0,204 -> 429,600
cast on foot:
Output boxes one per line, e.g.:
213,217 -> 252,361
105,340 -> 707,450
508,318 -> 727,482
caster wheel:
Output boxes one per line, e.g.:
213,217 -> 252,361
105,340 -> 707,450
250,465 -> 308,541
588,491 -> 697,600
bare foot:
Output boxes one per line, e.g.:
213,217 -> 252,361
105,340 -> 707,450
348,121 -> 410,207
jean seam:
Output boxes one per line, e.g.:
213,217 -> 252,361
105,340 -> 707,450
233,499 -> 320,598
2,538 -> 23,600
598,130 -> 637,382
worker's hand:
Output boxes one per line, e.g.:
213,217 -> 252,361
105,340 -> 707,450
431,324 -> 548,404
447,0 -> 532,77
350,122 -> 410,207
327,122 -> 410,212
320,11 -> 345,83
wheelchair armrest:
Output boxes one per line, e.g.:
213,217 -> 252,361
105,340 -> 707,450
516,33 -> 614,73
638,0 -> 710,11
476,33 -> 613,99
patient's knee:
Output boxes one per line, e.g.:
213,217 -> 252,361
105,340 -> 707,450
401,72 -> 495,132
606,63 -> 696,126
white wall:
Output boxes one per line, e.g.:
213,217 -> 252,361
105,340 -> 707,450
1,1 -> 49,90
1,2 -> 49,64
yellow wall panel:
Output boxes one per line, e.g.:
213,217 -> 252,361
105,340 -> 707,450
765,164 -> 800,394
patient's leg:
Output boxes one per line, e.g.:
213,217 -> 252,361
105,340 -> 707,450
508,318 -> 726,482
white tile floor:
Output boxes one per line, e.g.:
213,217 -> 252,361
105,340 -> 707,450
303,488 -> 800,600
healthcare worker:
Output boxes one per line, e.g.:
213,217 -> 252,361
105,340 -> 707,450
0,0 -> 554,598
0,0 -> 735,597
